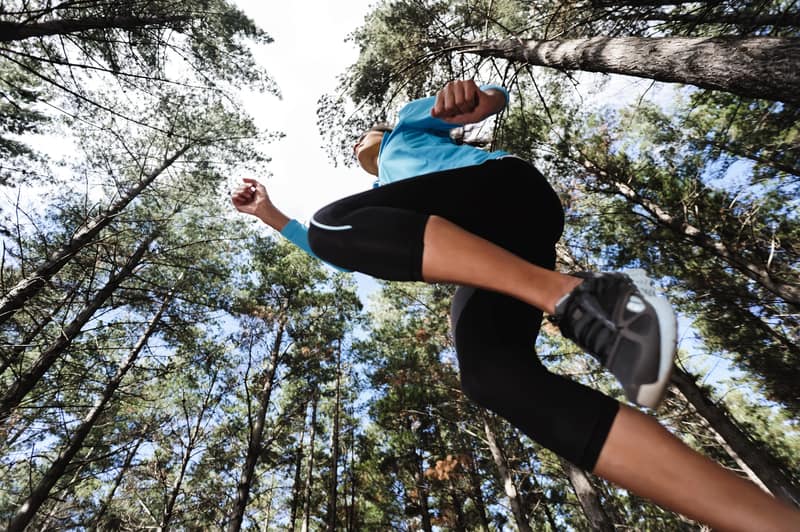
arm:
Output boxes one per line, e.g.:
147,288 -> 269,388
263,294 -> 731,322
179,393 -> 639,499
232,178 -> 290,231
232,178 -> 348,270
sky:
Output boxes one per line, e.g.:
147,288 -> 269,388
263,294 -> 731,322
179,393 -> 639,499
232,0 -> 376,220
231,0 -> 383,301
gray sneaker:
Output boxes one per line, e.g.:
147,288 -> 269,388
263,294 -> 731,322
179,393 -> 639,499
552,269 -> 677,408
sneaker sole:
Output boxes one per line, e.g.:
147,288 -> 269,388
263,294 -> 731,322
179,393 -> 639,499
624,269 -> 678,409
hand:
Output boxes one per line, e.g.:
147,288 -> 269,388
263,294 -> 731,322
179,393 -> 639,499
431,80 -> 504,124
232,177 -> 272,217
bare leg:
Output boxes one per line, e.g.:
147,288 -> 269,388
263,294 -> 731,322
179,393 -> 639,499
423,216 -> 800,529
595,405 -> 800,531
422,215 -> 581,313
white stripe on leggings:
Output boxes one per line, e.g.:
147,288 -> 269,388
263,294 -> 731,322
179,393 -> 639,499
310,217 -> 353,231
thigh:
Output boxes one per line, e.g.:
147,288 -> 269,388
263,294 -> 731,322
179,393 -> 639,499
315,158 -> 564,267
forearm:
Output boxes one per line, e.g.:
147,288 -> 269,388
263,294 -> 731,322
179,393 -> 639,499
256,206 -> 290,232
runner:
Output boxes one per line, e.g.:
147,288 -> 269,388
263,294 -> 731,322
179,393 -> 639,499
232,80 -> 800,531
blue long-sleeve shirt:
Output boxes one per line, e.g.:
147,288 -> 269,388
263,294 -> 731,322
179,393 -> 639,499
281,84 -> 510,264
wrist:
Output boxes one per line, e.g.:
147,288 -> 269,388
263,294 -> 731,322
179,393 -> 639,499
257,206 -> 290,231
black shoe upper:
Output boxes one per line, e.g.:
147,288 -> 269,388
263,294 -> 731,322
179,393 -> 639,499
553,272 -> 660,386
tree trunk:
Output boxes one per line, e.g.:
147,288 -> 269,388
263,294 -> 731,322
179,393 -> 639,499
482,413 -> 532,532
0,232 -> 157,425
162,368 -> 217,531
620,12 -> 800,28
7,290 -> 171,531
560,458 -> 615,532
671,368 -> 800,507
466,449 -> 491,531
347,418 -> 357,532
455,36 -> 800,105
290,404 -> 309,532
227,319 -> 286,532
0,145 -> 188,326
301,394 -> 319,532
414,450 -> 434,532
0,280 -> 80,377
0,15 -> 190,43
327,341 -> 342,532
92,436 -> 145,528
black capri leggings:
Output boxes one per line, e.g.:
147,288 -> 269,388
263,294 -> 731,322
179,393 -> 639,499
308,157 -> 620,470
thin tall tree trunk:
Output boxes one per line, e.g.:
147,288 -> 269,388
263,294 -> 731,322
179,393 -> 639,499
671,368 -> 800,507
227,318 -> 287,532
301,394 -> 319,532
0,232 -> 157,425
347,417 -> 357,532
414,450 -> 434,532
7,289 -> 171,531
454,36 -> 800,105
560,458 -> 615,532
290,402 -> 309,532
0,145 -> 188,326
327,341 -> 342,532
162,369 -> 218,532
466,450 -> 491,531
92,435 -> 145,527
481,413 -> 532,532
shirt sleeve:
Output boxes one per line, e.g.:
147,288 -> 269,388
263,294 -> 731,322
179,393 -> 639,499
280,219 -> 351,272
397,84 -> 509,130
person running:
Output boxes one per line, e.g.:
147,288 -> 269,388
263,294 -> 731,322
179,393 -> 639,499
232,80 -> 800,531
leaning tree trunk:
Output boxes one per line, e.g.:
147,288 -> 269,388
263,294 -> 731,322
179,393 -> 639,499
227,317 -> 287,532
0,145 -> 188,326
671,368 -> 800,507
454,36 -> 800,105
482,413 -> 533,532
560,458 -> 615,532
7,290 -> 172,531
0,15 -> 190,42
0,232 -> 157,425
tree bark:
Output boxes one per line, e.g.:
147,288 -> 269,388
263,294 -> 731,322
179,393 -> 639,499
0,15 -> 190,43
92,436 -> 145,528
414,450 -> 434,532
620,12 -> 800,28
0,145 -> 189,326
327,341 -> 343,532
162,368 -> 218,531
301,394 -> 319,532
290,405 -> 309,532
560,458 -> 615,532
482,413 -> 532,532
671,368 -> 800,507
7,290 -> 171,531
466,449 -> 491,531
0,232 -> 157,425
227,318 -> 287,532
455,36 -> 800,105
